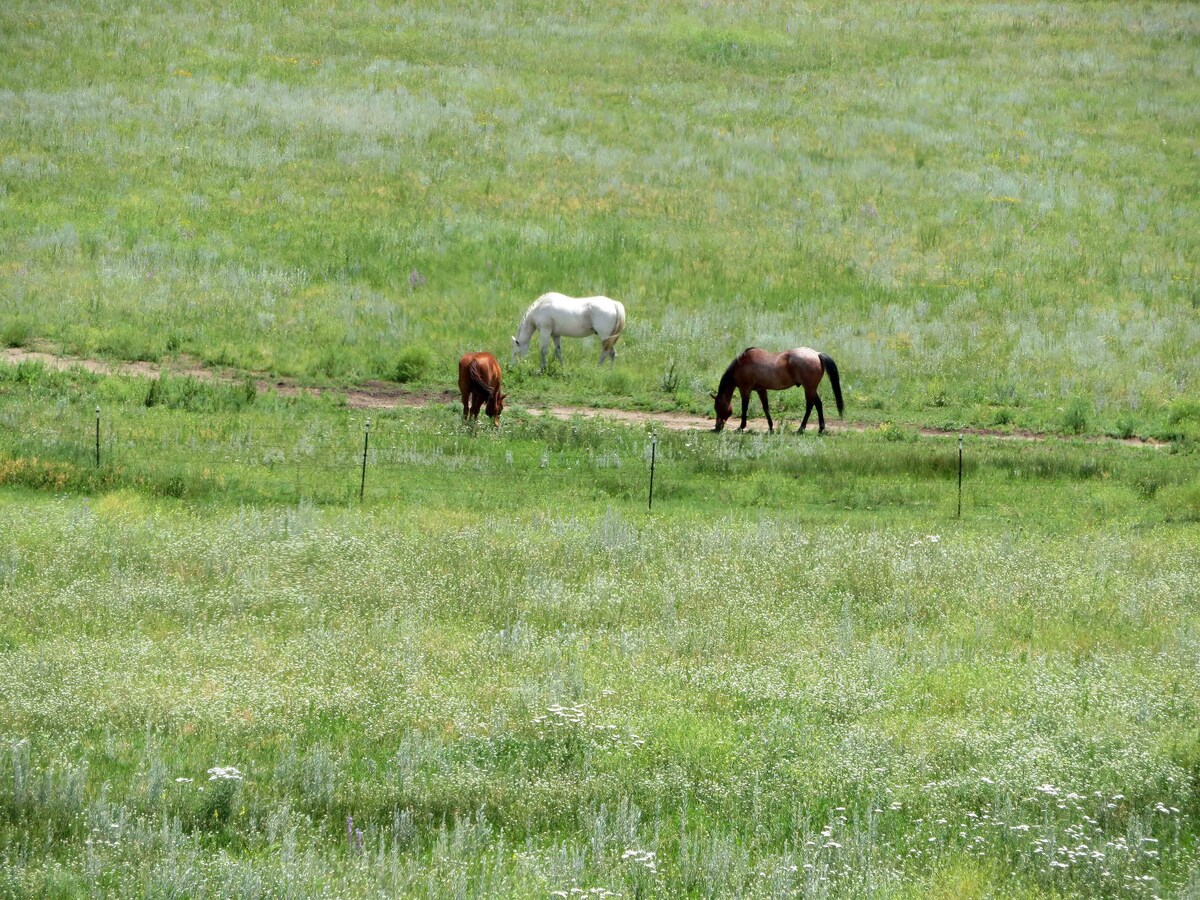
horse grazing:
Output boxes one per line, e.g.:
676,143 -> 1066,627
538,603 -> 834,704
712,347 -> 844,434
458,352 -> 506,426
511,292 -> 626,371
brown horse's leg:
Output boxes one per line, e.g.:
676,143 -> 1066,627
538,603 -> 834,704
757,389 -> 773,434
738,388 -> 751,431
798,399 -> 814,433
470,392 -> 484,422
815,395 -> 826,433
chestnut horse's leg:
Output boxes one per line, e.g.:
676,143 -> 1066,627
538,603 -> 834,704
757,389 -> 773,434
459,367 -> 471,420
738,388 -> 751,431
470,391 -> 484,422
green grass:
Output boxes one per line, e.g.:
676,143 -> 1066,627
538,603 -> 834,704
3,1 -> 1200,895
2,0 -> 1199,437
1,365 -> 1199,896
0,360 -> 1193,522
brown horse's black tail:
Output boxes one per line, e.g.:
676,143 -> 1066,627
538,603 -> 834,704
818,352 -> 844,416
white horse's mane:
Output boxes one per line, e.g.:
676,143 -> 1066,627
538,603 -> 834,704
517,293 -> 552,330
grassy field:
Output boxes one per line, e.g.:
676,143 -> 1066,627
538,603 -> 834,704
1,363 -> 1199,897
3,0 -> 1200,897
2,0 -> 1199,436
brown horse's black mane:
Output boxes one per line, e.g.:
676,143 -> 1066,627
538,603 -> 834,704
717,347 -> 759,397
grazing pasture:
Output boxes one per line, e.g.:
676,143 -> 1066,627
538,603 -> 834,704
1,0 -> 1198,437
1,364 -> 1199,897
2,0 -> 1200,897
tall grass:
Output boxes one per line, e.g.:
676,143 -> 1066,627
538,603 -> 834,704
2,482 -> 1199,896
0,363 -> 1191,522
2,1 -> 1198,434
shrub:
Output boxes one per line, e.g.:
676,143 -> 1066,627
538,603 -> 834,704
1060,396 -> 1090,434
1112,411 -> 1137,439
1,319 -> 31,348
1167,398 -> 1200,425
659,360 -> 680,394
394,346 -> 432,384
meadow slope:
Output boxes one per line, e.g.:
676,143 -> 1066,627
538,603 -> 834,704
2,0 -> 1199,436
3,1 -> 1200,897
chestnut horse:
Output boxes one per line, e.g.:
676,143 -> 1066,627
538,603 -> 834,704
712,347 -> 843,433
458,352 -> 506,426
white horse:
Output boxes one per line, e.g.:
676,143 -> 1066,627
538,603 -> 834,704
511,292 -> 626,371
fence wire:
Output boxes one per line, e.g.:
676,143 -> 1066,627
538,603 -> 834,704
0,404 -> 1001,514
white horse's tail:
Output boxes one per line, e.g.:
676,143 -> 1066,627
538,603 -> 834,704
602,301 -> 626,353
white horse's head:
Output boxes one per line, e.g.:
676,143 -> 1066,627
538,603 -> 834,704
511,335 -> 529,363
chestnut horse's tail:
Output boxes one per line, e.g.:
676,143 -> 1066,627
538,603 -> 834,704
468,358 -> 496,397
601,301 -> 626,353
818,352 -> 844,416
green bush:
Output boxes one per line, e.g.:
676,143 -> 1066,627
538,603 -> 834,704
1,319 -> 31,348
394,346 -> 433,384
1112,411 -> 1136,439
1167,398 -> 1200,425
1060,397 -> 1090,434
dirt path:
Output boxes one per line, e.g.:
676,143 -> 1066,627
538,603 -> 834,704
1,346 -> 1166,446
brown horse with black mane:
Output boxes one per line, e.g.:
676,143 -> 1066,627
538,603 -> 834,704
458,352 -> 507,426
712,347 -> 843,433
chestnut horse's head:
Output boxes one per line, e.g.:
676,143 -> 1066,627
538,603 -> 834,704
711,390 -> 733,432
486,391 -> 507,426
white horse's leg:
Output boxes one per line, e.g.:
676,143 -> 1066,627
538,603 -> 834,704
554,335 -> 564,366
540,331 -> 551,372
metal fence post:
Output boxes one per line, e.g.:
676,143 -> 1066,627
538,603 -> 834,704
648,430 -> 657,510
95,405 -> 101,467
359,418 -> 370,501
957,434 -> 963,518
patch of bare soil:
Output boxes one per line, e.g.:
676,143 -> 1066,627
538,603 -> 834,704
0,347 -> 1165,446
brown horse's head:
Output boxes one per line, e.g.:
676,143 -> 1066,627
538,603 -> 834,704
711,391 -> 732,432
486,391 -> 506,426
